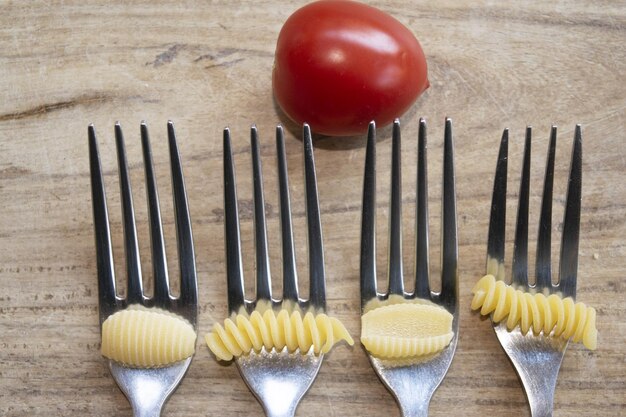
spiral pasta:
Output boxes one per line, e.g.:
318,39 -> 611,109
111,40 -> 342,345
101,307 -> 197,367
471,274 -> 597,350
360,302 -> 454,359
205,308 -> 354,361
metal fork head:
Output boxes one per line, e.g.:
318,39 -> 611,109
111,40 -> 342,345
222,123 -> 325,417
486,125 -> 582,417
89,121 -> 198,416
360,118 -> 459,417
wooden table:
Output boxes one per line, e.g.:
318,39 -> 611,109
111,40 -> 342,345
1,1 -> 624,415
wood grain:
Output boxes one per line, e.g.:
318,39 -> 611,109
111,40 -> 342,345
0,1 -> 624,416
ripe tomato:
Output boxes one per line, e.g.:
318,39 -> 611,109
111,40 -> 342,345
272,0 -> 429,136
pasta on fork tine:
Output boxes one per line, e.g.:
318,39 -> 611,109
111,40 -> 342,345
471,125 -> 596,417
90,121 -> 198,416
471,125 -> 597,351
359,118 -> 460,416
204,124 -> 352,417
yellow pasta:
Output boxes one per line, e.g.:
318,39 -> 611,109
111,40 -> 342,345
101,307 -> 197,367
205,307 -> 354,361
471,274 -> 597,350
360,301 -> 454,359
363,294 -> 432,313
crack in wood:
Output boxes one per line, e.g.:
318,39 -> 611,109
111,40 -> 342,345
0,93 -> 114,122
147,43 -> 185,67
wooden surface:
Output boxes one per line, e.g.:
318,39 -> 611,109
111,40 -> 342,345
1,1 -> 625,416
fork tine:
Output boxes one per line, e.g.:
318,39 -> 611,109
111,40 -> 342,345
387,120 -> 404,296
360,122 -> 378,307
414,118 -> 430,299
276,125 -> 299,303
487,129 -> 509,279
558,125 -> 582,299
89,125 -> 120,322
251,126 -> 273,303
512,127 -> 532,287
168,122 -> 197,314
115,122 -> 144,305
303,124 -> 326,310
535,126 -> 557,289
224,128 -> 246,313
440,118 -> 458,304
141,122 -> 171,307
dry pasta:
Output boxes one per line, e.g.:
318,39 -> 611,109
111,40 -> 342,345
360,302 -> 454,359
101,307 -> 197,367
205,308 -> 354,361
471,274 -> 597,350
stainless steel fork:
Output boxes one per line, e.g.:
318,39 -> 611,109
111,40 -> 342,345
89,121 -> 198,417
223,124 -> 327,417
360,118 -> 459,417
486,125 -> 582,417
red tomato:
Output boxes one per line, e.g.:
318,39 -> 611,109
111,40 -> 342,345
272,0 -> 429,136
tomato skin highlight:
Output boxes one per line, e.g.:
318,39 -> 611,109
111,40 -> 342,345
272,0 -> 429,136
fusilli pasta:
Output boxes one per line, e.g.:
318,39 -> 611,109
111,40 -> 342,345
205,308 -> 353,361
471,274 -> 597,350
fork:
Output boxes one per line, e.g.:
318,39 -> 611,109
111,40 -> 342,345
360,118 -> 459,417
89,121 -> 198,417
223,123 -> 327,417
486,125 -> 582,417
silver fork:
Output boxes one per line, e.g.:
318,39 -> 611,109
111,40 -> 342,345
486,125 -> 582,417
89,121 -> 198,417
360,118 -> 459,417
223,124 -> 327,417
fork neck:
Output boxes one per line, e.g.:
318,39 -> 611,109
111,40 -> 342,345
514,348 -> 560,417
263,407 -> 297,417
527,387 -> 555,417
399,401 -> 428,417
130,401 -> 164,417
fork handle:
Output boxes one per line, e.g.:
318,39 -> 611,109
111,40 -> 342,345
396,393 -> 429,417
526,384 -> 555,417
400,404 -> 428,417
528,395 -> 554,417
519,368 -> 557,417
130,400 -> 164,417
130,395 -> 165,417
264,410 -> 295,417
260,396 -> 298,417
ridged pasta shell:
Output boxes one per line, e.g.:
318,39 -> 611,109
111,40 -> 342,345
360,303 -> 454,359
361,333 -> 454,358
101,308 -> 196,368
